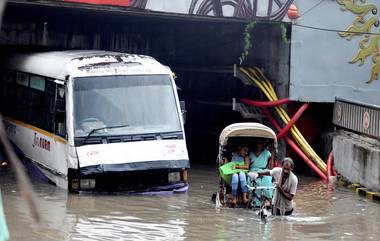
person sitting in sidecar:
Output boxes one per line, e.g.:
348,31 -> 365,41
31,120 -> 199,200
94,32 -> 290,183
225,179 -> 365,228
232,141 -> 274,208
220,145 -> 250,208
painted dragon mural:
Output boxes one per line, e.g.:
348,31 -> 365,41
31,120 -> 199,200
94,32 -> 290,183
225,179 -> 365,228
337,0 -> 380,83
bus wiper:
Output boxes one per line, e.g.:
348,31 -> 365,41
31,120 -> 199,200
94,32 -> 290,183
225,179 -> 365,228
83,124 -> 130,142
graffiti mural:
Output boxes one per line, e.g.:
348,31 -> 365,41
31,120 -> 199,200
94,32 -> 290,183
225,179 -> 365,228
131,0 -> 147,8
66,0 -> 294,21
337,0 -> 380,84
188,0 -> 294,20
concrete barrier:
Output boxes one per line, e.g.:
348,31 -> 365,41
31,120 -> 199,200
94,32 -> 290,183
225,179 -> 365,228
333,130 -> 380,192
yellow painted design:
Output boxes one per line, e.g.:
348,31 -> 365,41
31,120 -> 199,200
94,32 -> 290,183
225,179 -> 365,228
337,0 -> 380,84
339,16 -> 379,40
337,0 -> 377,16
368,52 -> 380,83
350,34 -> 380,66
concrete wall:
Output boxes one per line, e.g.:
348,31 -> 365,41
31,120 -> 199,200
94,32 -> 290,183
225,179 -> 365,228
333,130 -> 380,191
291,0 -> 380,105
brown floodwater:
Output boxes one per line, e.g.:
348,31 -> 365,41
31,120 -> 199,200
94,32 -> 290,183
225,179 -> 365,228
1,166 -> 380,241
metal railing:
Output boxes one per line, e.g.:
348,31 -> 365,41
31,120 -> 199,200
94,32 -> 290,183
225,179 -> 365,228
333,98 -> 380,139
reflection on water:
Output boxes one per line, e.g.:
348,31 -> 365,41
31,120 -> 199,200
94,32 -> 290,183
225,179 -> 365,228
1,166 -> 380,241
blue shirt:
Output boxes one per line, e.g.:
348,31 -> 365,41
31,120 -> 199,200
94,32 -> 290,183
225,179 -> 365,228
231,153 -> 244,163
249,149 -> 271,171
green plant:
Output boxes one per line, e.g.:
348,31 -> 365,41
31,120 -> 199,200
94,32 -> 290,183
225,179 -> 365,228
280,24 -> 290,44
239,20 -> 256,65
239,21 -> 290,65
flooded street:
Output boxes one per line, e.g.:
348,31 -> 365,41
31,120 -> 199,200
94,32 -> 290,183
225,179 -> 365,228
1,166 -> 380,241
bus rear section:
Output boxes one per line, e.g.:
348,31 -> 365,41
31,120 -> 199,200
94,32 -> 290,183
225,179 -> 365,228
69,73 -> 189,192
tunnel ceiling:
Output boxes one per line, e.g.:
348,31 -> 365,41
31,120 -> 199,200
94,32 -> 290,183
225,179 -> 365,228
1,1 -> 292,164
1,0 -> 291,113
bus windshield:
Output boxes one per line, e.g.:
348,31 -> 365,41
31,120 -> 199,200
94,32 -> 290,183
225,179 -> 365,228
73,75 -> 181,137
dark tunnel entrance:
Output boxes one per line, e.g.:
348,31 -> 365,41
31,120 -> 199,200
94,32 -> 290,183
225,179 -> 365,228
1,2 -> 291,165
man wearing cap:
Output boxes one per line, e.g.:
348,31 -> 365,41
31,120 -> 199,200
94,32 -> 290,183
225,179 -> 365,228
249,157 -> 298,215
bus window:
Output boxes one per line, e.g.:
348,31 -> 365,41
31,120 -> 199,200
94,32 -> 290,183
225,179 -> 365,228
73,75 -> 181,137
26,75 -> 55,133
30,75 -> 46,91
15,72 -> 29,87
43,80 -> 56,132
0,70 -> 15,115
15,72 -> 29,121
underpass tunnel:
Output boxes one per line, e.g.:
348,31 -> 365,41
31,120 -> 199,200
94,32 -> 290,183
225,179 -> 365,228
0,2 -> 291,165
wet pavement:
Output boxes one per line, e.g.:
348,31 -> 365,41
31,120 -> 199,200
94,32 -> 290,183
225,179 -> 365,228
1,166 -> 380,241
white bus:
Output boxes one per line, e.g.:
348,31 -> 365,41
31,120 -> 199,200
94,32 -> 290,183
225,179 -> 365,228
0,50 -> 189,192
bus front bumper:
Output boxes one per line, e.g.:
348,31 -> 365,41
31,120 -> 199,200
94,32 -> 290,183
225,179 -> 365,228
70,159 -> 189,192
79,159 -> 189,176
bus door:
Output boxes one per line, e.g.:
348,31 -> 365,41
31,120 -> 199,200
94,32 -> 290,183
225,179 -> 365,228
53,80 -> 68,176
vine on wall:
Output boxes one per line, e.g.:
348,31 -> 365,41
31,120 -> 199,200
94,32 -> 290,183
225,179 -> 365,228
239,20 -> 256,65
239,21 -> 290,65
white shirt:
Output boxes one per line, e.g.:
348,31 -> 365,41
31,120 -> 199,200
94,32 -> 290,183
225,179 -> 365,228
270,167 -> 298,211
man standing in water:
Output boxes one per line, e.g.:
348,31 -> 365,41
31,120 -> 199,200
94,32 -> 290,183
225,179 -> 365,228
249,157 -> 298,216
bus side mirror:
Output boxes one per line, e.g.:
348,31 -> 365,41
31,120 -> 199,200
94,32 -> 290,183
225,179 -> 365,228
180,101 -> 186,124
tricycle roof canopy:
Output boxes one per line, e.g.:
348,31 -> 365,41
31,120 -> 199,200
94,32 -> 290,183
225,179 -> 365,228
219,123 -> 277,146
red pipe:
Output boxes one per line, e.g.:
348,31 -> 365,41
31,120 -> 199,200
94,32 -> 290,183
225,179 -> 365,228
327,151 -> 335,179
326,161 -> 331,180
286,137 -> 327,181
261,107 -> 328,181
240,98 -> 291,108
329,151 -> 337,176
261,107 -> 282,135
277,103 -> 309,140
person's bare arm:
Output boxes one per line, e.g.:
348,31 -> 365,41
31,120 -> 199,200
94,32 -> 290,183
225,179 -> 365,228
276,186 -> 294,201
266,155 -> 273,169
222,157 -> 228,165
257,170 -> 271,176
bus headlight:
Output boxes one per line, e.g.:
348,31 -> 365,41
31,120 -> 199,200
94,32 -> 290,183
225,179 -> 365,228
168,172 -> 180,183
80,179 -> 96,189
